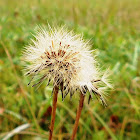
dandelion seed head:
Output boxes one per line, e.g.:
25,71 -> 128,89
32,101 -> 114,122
23,26 -> 112,106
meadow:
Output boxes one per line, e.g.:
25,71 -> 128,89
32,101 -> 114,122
0,0 -> 140,139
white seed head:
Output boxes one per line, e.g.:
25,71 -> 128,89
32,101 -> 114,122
22,26 -> 112,106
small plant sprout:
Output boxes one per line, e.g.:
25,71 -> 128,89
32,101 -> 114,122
23,26 -> 111,140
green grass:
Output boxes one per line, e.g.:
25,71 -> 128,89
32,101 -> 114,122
0,0 -> 140,139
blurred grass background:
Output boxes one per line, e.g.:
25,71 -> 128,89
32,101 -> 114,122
0,0 -> 140,139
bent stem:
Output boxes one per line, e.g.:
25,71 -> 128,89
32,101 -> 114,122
71,92 -> 85,140
49,85 -> 59,140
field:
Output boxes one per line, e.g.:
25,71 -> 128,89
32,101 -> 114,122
0,0 -> 140,139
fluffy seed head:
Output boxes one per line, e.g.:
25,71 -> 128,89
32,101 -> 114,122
23,26 -> 112,106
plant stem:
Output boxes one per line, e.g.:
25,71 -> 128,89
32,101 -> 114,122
49,85 -> 59,140
71,92 -> 85,140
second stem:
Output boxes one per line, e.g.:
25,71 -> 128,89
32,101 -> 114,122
71,92 -> 85,140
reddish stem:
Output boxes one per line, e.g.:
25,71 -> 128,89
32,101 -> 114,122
71,93 -> 85,140
49,86 -> 59,140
